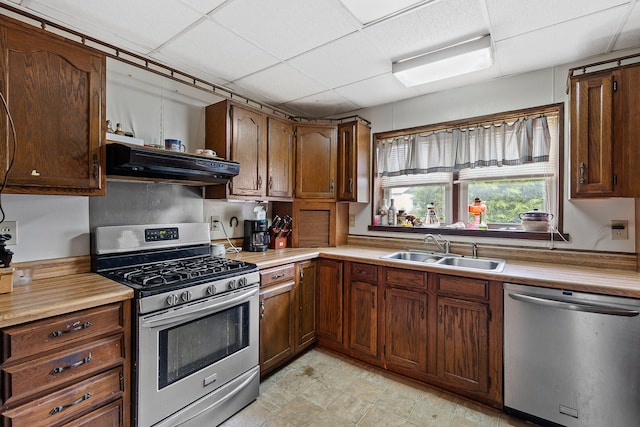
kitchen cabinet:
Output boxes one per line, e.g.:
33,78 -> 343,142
205,101 -> 267,199
434,274 -> 502,405
315,259 -> 344,351
259,261 -> 317,376
337,120 -> 370,203
0,302 -> 129,426
272,200 -> 348,247
0,16 -> 106,196
296,260 -> 316,352
267,117 -> 294,199
569,61 -> 640,198
382,268 -> 428,373
348,263 -> 379,360
259,264 -> 295,376
294,124 -> 337,199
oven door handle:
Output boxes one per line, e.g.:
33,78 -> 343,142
141,287 -> 258,328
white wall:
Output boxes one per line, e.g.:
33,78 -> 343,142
349,51 -> 640,253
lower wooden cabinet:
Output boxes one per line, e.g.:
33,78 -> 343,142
384,287 -> 428,372
349,281 -> 378,358
259,261 -> 317,377
0,302 -> 130,426
315,259 -> 344,350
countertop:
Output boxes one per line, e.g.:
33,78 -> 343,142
0,273 -> 133,328
229,245 -> 640,299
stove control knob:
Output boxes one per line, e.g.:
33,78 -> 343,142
238,277 -> 247,288
227,279 -> 236,290
181,291 -> 192,302
206,285 -> 216,295
166,294 -> 179,306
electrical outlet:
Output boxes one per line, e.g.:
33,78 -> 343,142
0,221 -> 17,245
349,214 -> 356,227
611,220 -> 628,240
210,216 -> 221,231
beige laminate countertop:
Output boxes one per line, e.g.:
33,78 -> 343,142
228,245 -> 640,299
0,273 -> 133,328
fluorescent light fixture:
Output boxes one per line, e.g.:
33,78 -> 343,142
392,35 -> 493,87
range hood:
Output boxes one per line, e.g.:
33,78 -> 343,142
106,143 -> 239,185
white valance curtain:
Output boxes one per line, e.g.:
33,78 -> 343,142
377,116 -> 552,178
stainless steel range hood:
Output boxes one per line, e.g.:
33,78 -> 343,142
106,143 -> 239,185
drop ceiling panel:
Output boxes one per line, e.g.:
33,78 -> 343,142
155,18 -> 280,81
210,0 -> 359,60
363,0 -> 488,61
281,90 -> 360,118
496,6 -> 627,76
289,32 -> 390,88
233,63 -> 328,104
339,0 -> 432,25
486,0 -> 631,41
613,2 -> 640,51
26,0 -> 203,52
178,0 -> 226,15
335,74 -> 420,107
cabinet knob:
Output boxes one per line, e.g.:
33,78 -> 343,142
258,176 -> 263,189
260,300 -> 265,319
349,178 -> 353,193
269,176 -> 273,189
31,169 -> 40,176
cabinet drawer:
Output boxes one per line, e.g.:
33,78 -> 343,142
2,304 -> 124,364
260,264 -> 296,287
1,367 -> 122,427
351,263 -> 377,283
2,334 -> 125,406
63,399 -> 123,427
384,268 -> 426,290
436,275 -> 488,300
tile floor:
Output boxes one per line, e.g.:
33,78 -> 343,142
222,347 -> 538,427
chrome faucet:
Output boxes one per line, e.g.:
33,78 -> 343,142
424,234 -> 451,254
470,242 -> 478,258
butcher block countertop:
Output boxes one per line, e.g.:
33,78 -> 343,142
0,273 -> 133,328
230,246 -> 640,299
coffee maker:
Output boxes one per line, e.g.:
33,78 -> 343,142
243,220 -> 269,252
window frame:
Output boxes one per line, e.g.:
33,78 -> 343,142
369,103 -> 568,241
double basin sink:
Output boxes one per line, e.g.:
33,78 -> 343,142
381,250 -> 506,272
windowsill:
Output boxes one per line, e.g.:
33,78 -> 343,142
367,225 -> 570,241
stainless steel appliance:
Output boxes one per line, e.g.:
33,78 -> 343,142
243,219 -> 269,252
94,223 -> 259,427
106,142 -> 240,185
504,283 -> 640,427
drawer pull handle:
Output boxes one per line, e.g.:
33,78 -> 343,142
48,322 -> 92,338
355,269 -> 368,275
271,273 -> 285,280
49,393 -> 92,415
50,355 -> 92,375
260,300 -> 265,320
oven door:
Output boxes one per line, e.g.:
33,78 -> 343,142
137,285 -> 259,427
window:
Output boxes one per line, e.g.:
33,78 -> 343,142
372,104 -> 564,238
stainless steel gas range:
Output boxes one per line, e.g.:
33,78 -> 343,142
93,223 -> 259,427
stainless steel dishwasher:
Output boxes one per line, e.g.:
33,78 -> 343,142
503,283 -> 640,427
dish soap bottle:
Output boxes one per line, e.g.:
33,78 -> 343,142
388,199 -> 397,226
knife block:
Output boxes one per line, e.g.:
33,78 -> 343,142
268,230 -> 287,249
0,268 -> 14,294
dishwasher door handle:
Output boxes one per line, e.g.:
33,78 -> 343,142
509,293 -> 640,317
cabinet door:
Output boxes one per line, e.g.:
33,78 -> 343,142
259,282 -> 295,374
296,260 -> 317,351
316,259 -> 343,346
0,18 -> 105,195
436,296 -> 489,393
229,105 -> 266,197
384,287 -> 428,372
570,70 -> 618,197
349,281 -> 377,358
267,117 -> 294,199
295,125 -> 336,199
337,121 -> 370,203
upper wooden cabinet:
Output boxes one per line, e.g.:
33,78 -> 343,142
267,117 -> 294,199
0,17 -> 105,195
337,121 -> 370,203
294,124 -> 337,199
569,61 -> 640,198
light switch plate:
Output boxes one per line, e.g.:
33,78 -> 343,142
349,214 -> 356,227
611,220 -> 628,240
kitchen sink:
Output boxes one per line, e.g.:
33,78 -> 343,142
381,251 -> 443,263
380,251 -> 506,272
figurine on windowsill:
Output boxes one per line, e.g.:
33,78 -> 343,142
468,198 -> 487,230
